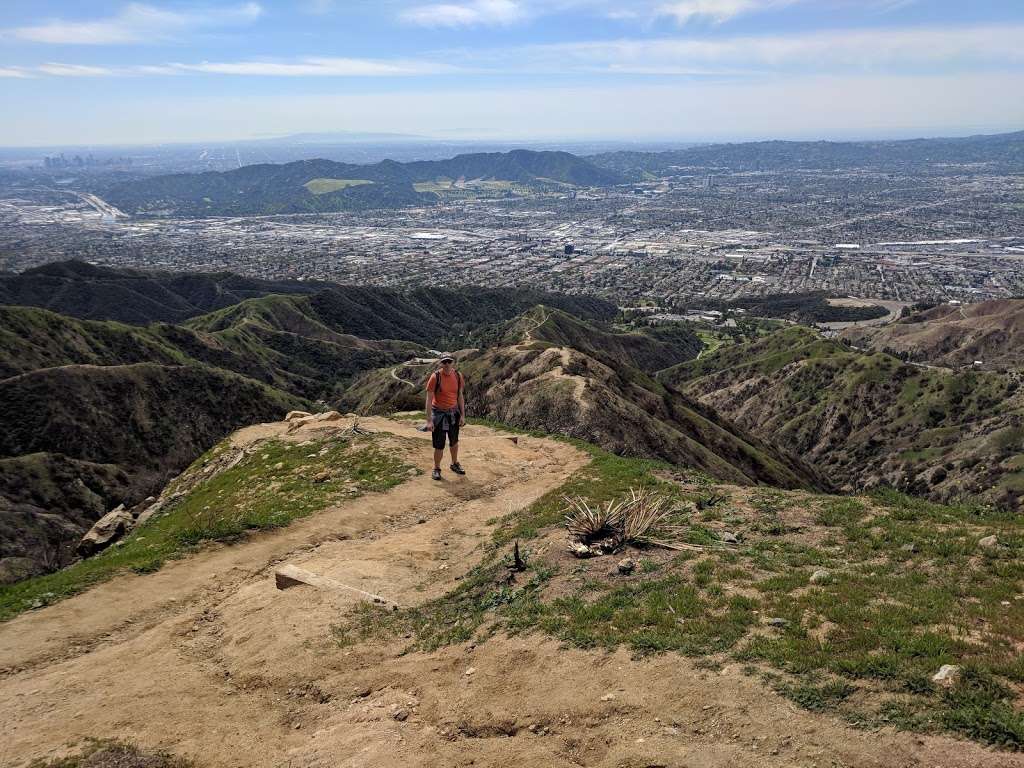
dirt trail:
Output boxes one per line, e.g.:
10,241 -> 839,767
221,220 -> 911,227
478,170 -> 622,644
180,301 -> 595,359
1,416 -> 1020,768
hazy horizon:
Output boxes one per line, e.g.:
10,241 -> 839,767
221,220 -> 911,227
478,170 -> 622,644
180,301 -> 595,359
2,1 -> 1023,147
1,123 -> 1023,152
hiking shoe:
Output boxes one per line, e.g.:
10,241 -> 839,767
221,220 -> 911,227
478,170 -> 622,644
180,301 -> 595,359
450,463 -> 466,475
432,468 -> 442,481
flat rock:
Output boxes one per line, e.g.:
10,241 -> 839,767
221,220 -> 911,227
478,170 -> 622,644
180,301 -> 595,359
720,531 -> 739,544
77,504 -> 134,557
312,411 -> 343,422
932,664 -> 961,686
978,535 -> 999,548
809,569 -> 830,584
285,410 -> 313,422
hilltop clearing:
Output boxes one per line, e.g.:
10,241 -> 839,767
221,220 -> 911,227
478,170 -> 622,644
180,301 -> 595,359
2,415 -> 1021,767
663,326 -> 1024,508
843,298 -> 1024,369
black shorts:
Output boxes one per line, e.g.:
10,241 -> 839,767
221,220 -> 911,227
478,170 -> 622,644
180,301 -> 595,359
431,413 -> 460,449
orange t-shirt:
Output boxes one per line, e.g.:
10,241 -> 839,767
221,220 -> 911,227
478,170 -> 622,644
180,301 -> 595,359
427,369 -> 461,410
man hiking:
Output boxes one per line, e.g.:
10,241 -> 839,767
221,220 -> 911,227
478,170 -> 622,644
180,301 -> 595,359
424,353 -> 466,481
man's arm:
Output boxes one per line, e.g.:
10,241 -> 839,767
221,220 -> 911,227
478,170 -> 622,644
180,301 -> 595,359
425,376 -> 434,430
458,380 -> 466,426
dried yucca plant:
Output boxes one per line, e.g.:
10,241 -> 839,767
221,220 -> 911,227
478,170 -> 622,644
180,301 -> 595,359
563,495 -> 625,543
566,487 -> 691,557
620,487 -> 673,544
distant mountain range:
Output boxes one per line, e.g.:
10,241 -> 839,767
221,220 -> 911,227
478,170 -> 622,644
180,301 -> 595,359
590,129 -> 1024,176
105,149 -> 625,216
97,130 -> 1024,216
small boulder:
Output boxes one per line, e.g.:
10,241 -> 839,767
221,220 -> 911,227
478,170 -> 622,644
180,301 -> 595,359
312,470 -> 332,484
978,535 -> 999,549
809,569 -> 830,584
766,617 -> 789,628
617,558 -> 636,575
932,664 -> 961,686
720,531 -> 739,545
285,410 -> 313,422
312,411 -> 343,423
77,505 -> 134,557
392,708 -> 409,722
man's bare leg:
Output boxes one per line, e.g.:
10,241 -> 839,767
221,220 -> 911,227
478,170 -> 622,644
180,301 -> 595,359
450,441 -> 459,466
433,447 -> 443,470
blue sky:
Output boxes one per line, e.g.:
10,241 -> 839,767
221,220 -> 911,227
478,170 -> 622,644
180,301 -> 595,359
1,0 -> 1022,146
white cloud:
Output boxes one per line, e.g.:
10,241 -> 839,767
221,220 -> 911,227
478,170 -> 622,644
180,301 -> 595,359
169,57 -> 457,76
400,0 -> 526,27
472,24 -> 1024,73
657,0 -> 790,25
0,67 -> 31,78
13,22 -> 1022,80
36,63 -> 116,76
10,2 -> 263,45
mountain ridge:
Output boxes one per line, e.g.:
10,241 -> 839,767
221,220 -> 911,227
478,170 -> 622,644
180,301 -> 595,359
105,149 -> 625,216
663,325 -> 1024,508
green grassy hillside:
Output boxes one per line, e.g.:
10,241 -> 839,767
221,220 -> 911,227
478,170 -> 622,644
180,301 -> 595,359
503,305 -> 702,373
662,326 -> 1024,508
0,260 -> 326,324
0,362 -> 301,581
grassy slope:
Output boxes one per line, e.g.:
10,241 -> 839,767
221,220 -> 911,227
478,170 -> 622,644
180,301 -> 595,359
340,431 -> 1024,750
305,178 -> 374,194
843,298 -> 1024,369
511,305 -> 703,373
0,431 -> 416,621
661,326 -> 1024,507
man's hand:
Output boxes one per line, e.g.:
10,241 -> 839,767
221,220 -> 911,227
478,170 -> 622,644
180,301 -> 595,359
425,419 -> 434,432
459,415 -> 466,427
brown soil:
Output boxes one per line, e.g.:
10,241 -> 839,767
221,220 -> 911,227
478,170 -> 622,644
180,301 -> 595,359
1,418 -> 1020,768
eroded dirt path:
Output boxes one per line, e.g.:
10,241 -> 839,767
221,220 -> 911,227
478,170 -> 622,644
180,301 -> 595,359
1,416 -> 1020,768
0,417 -> 586,767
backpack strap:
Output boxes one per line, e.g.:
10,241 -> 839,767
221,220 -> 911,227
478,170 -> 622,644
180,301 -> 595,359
430,369 -> 463,398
